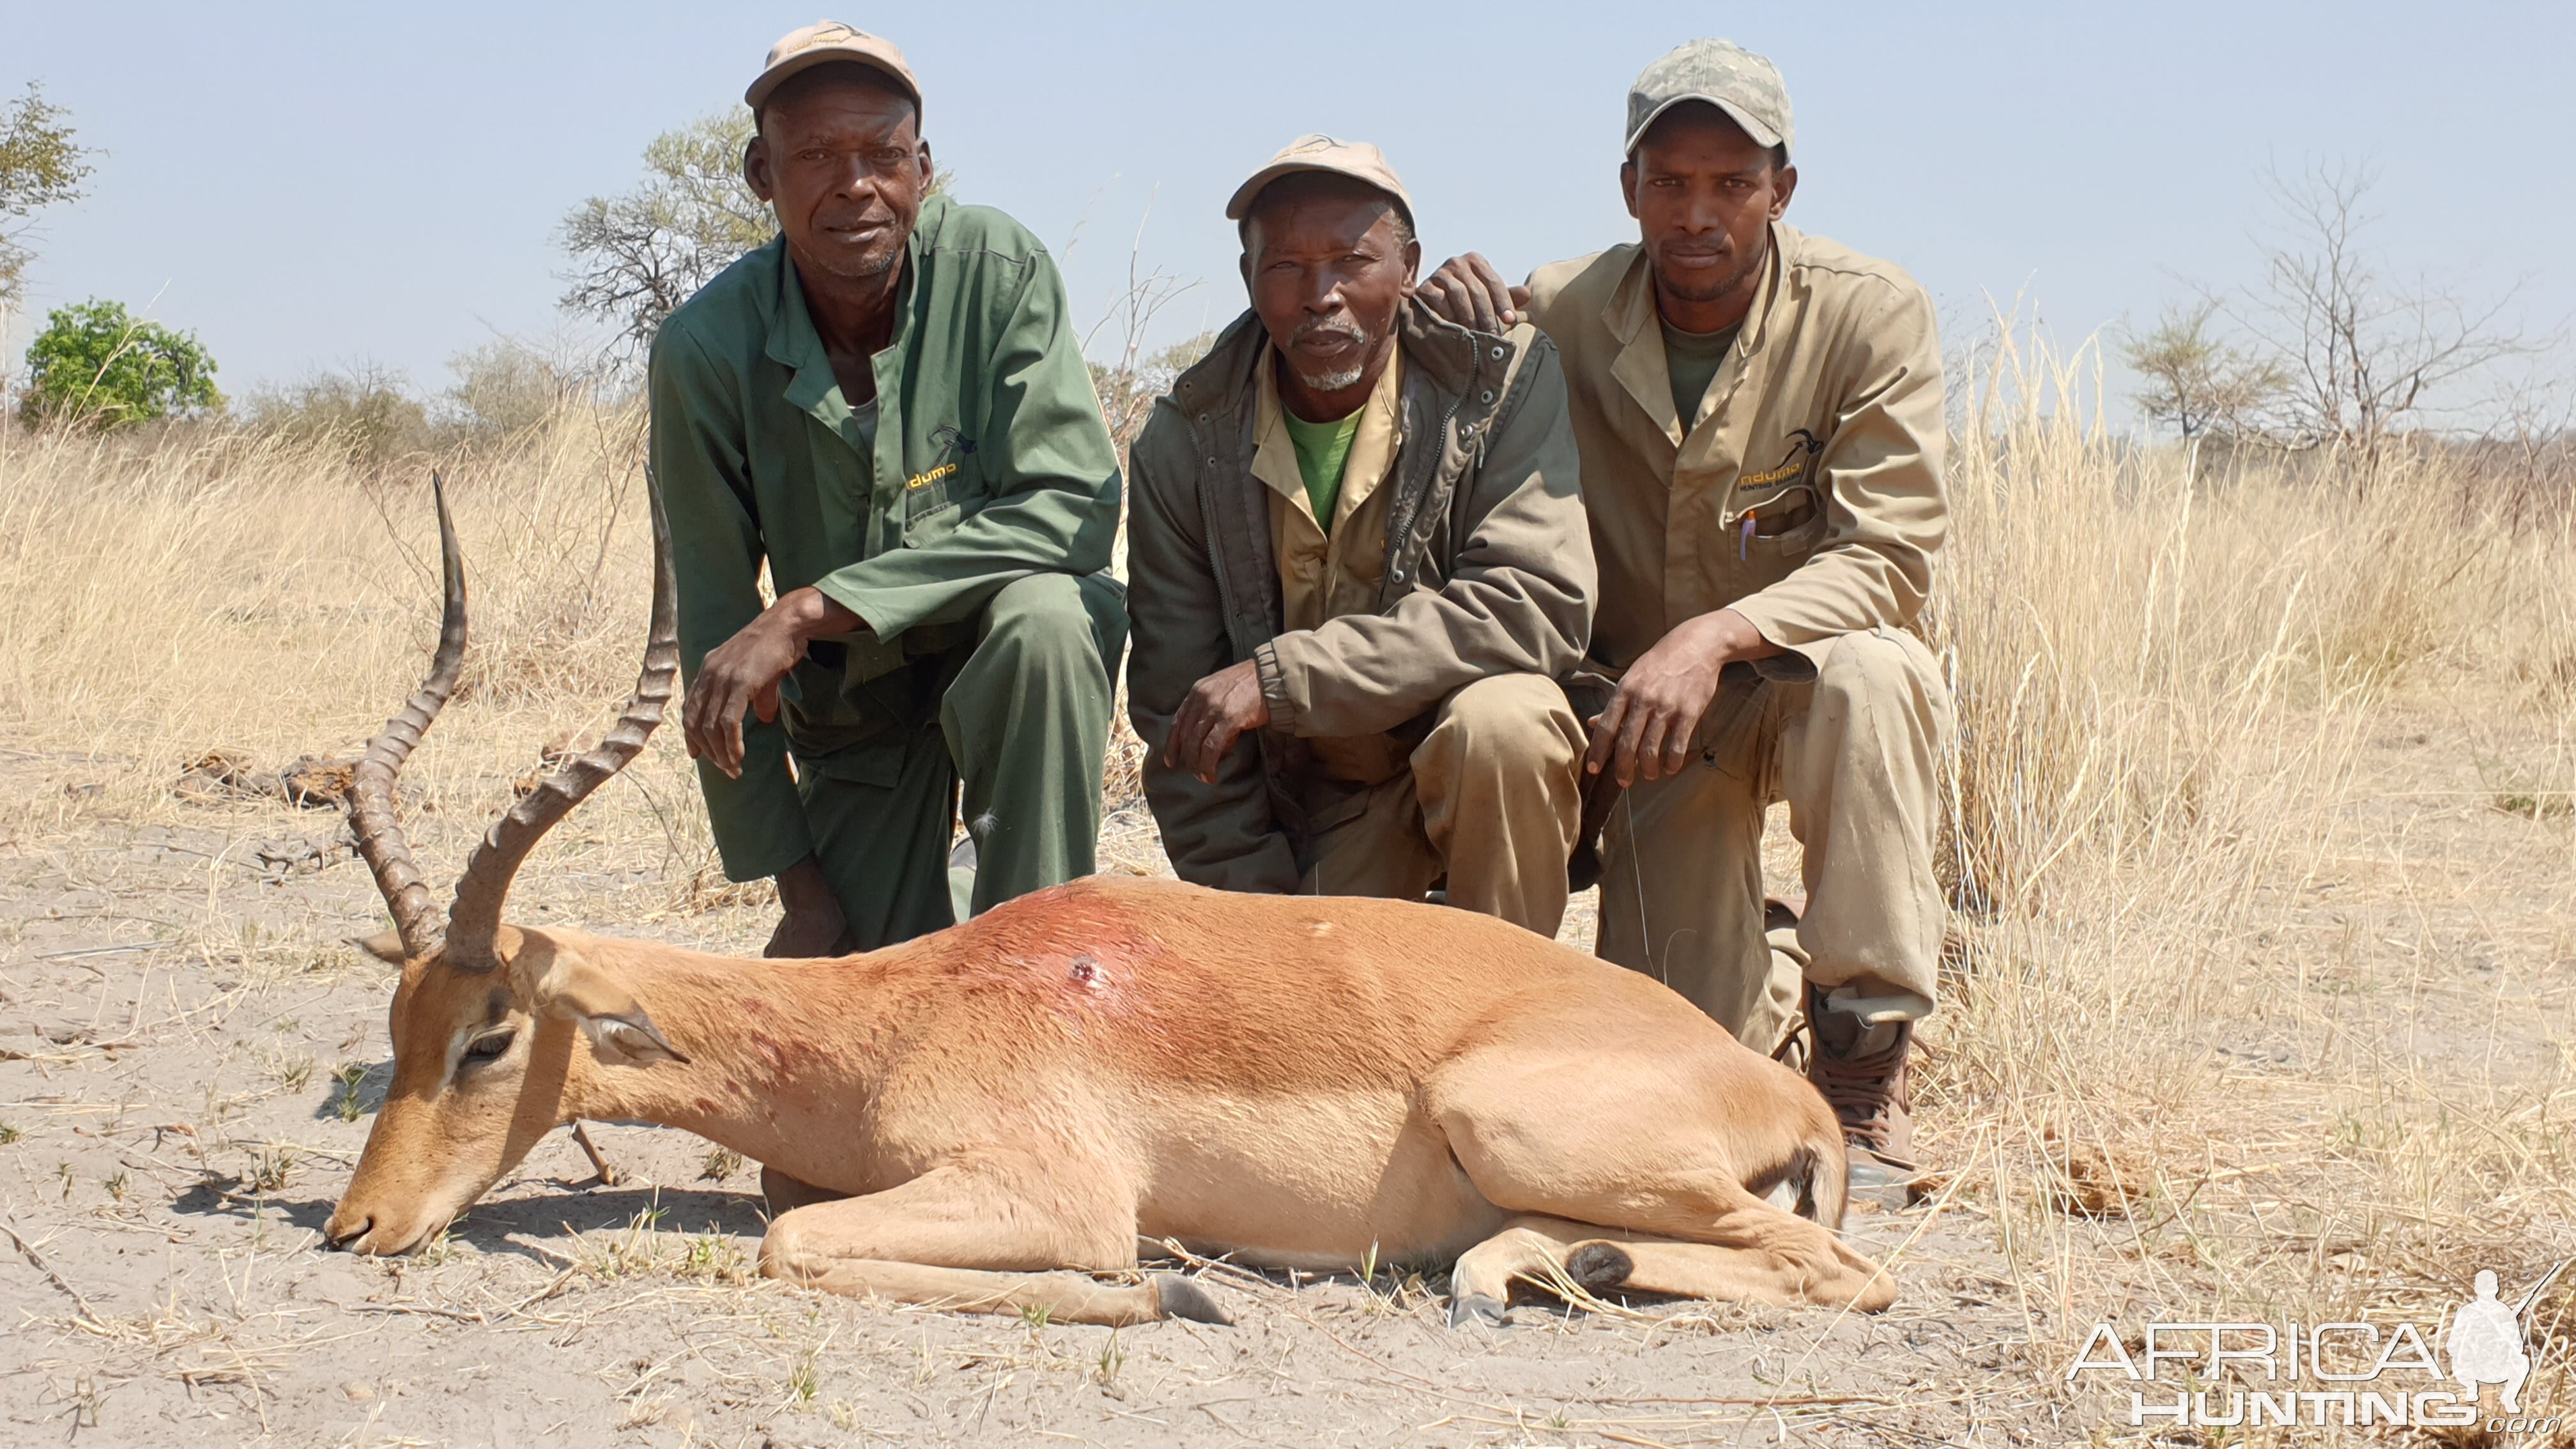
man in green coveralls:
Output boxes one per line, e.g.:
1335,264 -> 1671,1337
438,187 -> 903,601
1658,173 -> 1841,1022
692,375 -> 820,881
652,23 -> 1124,956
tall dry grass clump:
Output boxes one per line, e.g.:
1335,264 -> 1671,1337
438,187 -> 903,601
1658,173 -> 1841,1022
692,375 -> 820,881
0,403 -> 727,909
1919,323 -> 2576,1387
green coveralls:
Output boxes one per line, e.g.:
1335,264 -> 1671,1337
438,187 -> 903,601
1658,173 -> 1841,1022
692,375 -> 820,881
648,195 -> 1126,949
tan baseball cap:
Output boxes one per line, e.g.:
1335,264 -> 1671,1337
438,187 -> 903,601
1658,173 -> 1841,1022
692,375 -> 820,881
1625,39 -> 1793,160
1223,134 -> 1414,225
744,21 -> 922,116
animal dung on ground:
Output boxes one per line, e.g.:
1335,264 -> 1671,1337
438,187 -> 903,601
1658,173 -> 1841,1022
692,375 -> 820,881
173,750 -> 360,809
2041,1128 -> 2152,1219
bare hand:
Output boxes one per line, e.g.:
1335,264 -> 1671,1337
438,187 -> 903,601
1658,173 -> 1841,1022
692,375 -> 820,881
1587,610 -> 1781,788
683,587 -> 861,778
763,855 -> 848,958
1165,659 -> 1271,784
1417,253 -> 1532,333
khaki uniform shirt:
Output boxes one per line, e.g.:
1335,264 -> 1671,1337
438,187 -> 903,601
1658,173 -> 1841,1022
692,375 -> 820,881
1254,349 -> 1404,632
1524,223 -> 1945,671
1254,350 -> 1408,781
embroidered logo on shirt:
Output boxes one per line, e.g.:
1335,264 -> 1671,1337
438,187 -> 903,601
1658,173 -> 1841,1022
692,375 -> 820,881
909,425 -> 977,489
1736,429 -> 1822,488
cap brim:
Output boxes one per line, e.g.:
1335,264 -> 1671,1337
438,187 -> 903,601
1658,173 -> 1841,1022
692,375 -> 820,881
1623,95 -> 1784,157
745,50 -> 921,112
1223,162 -> 1411,223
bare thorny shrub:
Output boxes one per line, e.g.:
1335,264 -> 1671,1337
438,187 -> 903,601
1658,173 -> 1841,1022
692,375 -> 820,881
1921,319 -> 2576,1417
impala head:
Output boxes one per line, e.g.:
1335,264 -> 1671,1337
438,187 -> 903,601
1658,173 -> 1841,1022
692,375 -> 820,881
323,475 -> 682,1255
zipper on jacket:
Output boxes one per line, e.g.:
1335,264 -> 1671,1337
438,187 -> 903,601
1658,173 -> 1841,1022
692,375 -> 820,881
1379,374 -> 1471,595
1179,405 -> 1249,658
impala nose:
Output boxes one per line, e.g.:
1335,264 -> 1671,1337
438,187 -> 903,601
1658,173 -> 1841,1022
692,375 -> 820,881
324,1214 -> 372,1250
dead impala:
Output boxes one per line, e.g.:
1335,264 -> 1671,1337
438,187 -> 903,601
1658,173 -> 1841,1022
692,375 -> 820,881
323,479 -> 1896,1328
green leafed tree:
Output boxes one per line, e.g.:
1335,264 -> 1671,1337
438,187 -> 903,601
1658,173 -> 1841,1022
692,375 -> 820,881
0,83 -> 95,305
2119,302 -> 2289,447
22,298 -> 222,429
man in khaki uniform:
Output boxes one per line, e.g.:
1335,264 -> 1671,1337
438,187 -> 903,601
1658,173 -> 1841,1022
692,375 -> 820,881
1421,41 -> 1953,1193
1126,138 -> 1594,936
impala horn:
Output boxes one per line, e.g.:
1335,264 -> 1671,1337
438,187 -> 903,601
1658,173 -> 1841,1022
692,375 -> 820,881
443,478 -> 678,969
346,472 -> 679,969
347,472 -> 470,961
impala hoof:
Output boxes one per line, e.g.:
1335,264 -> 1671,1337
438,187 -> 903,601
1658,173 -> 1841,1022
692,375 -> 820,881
1566,1241 -> 1635,1295
1153,1273 -> 1233,1326
1448,1292 -> 1510,1329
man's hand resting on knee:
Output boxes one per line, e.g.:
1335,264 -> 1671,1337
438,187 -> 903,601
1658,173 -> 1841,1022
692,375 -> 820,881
1167,659 -> 1269,784
684,586 -> 864,778
765,855 -> 849,958
1588,608 -> 1782,788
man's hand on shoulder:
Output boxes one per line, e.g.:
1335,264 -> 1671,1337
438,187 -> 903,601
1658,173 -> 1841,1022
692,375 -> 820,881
1587,609 -> 1782,788
1418,253 -> 1532,332
1165,659 -> 1270,785
683,586 -> 864,778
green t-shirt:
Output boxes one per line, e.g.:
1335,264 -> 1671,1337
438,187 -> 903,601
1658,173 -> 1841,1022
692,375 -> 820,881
1660,318 -> 1741,427
1282,407 -> 1363,537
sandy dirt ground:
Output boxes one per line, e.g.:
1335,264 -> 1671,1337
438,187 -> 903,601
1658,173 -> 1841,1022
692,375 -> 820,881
1,700 -> 2568,1446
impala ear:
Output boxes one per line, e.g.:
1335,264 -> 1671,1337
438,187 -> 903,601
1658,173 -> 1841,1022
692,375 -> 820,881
514,941 -> 689,1068
351,931 -> 409,965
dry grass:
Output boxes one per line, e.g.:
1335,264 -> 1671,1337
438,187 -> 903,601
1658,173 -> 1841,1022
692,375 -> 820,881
1917,325 -> 2576,1418
3,337 -> 2572,1435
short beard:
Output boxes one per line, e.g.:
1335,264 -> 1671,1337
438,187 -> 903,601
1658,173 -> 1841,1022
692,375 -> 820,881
1652,243 -> 1765,307
803,241 -> 905,282
1295,364 -> 1367,392
1289,316 -> 1373,394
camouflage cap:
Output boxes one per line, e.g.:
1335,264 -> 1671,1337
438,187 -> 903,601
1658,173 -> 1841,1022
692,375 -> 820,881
1224,134 -> 1414,227
746,21 -> 922,118
1625,39 -> 1793,160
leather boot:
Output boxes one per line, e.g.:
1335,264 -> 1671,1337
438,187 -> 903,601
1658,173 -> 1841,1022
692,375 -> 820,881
1805,981 -> 1918,1208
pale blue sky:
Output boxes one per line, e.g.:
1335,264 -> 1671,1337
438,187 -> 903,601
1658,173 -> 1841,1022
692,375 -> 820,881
6,1 -> 2567,420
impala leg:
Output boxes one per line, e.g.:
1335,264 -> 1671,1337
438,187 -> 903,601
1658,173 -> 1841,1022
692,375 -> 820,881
757,1161 -> 1230,1328
1429,1055 -> 1894,1312
758,1165 -> 847,1213
568,1122 -> 619,1186
1446,1215 -> 1598,1326
1558,1232 -> 1889,1308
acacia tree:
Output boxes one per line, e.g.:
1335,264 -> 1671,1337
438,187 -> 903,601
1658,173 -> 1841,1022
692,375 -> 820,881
557,112 -> 778,364
0,83 -> 93,305
2119,302 -> 2288,451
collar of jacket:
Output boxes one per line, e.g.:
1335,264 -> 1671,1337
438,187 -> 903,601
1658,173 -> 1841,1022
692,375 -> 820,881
1602,221 -> 1790,442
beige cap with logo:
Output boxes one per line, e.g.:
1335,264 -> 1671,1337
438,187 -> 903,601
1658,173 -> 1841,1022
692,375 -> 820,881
1625,39 -> 1793,160
745,21 -> 923,116
1224,134 -> 1414,224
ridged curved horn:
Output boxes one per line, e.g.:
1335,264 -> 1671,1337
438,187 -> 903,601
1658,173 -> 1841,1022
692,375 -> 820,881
349,472 -> 468,961
443,480 -> 678,969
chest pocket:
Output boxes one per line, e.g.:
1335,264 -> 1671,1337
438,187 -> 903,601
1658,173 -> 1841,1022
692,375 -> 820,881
900,445 -> 975,546
1730,430 -> 1828,556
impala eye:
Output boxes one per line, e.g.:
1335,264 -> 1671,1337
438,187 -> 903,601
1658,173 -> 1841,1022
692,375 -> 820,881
461,1030 -> 516,1067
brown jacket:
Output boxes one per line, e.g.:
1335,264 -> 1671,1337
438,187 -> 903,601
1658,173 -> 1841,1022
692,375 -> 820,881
1524,224 -> 1945,672
1125,301 -> 1593,893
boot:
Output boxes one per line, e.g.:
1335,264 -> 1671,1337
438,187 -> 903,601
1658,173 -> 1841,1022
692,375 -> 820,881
1806,981 -> 1918,1209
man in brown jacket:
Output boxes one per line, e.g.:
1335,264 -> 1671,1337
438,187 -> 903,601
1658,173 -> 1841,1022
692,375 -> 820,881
1126,137 -> 1594,937
1420,41 -> 1953,1197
